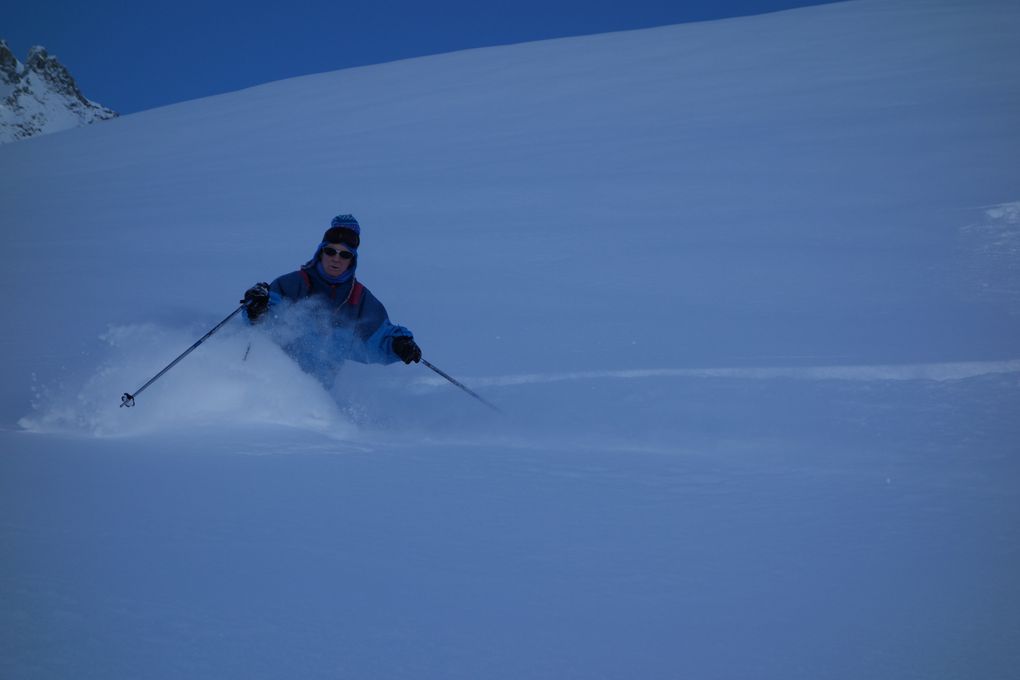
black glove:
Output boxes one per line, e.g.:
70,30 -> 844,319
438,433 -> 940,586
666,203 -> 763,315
242,282 -> 270,320
392,336 -> 422,364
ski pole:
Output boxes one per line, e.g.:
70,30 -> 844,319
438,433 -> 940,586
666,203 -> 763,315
120,303 -> 248,407
421,359 -> 501,413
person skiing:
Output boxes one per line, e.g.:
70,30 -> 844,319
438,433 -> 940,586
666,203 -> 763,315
241,214 -> 422,388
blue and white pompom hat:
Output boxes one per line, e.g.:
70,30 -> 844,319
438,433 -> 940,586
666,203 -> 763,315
318,214 -> 361,256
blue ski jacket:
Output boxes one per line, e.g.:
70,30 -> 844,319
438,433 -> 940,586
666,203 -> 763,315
247,259 -> 412,386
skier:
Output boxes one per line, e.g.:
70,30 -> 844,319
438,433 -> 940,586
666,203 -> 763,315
241,214 -> 422,388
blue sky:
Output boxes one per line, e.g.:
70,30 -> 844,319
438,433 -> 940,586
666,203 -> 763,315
5,0 -> 844,114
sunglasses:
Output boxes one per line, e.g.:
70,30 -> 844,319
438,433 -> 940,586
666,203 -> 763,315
322,247 -> 354,260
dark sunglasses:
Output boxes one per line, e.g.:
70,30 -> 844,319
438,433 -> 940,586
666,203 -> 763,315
322,247 -> 354,260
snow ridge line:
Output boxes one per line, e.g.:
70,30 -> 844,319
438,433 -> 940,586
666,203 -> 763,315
413,359 -> 1020,388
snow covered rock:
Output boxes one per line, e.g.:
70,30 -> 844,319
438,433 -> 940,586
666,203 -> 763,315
0,40 -> 117,144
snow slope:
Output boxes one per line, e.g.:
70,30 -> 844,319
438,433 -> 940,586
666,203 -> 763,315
2,0 -> 1019,678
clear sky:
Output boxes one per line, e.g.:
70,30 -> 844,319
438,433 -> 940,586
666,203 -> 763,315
4,0 -> 845,114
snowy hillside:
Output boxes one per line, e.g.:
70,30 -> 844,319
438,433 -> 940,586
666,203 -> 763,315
0,40 -> 117,144
2,0 -> 1019,678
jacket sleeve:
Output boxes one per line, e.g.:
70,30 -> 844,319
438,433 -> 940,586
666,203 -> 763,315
347,286 -> 413,365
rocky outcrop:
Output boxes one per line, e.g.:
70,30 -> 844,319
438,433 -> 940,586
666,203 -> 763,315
1,40 -> 117,144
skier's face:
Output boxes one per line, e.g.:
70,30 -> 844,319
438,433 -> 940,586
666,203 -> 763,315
320,242 -> 353,277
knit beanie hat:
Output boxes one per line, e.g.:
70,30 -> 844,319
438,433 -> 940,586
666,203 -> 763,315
322,214 -> 361,249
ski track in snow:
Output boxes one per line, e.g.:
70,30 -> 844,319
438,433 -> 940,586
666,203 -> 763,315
16,319 -> 1020,445
415,359 -> 1020,388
